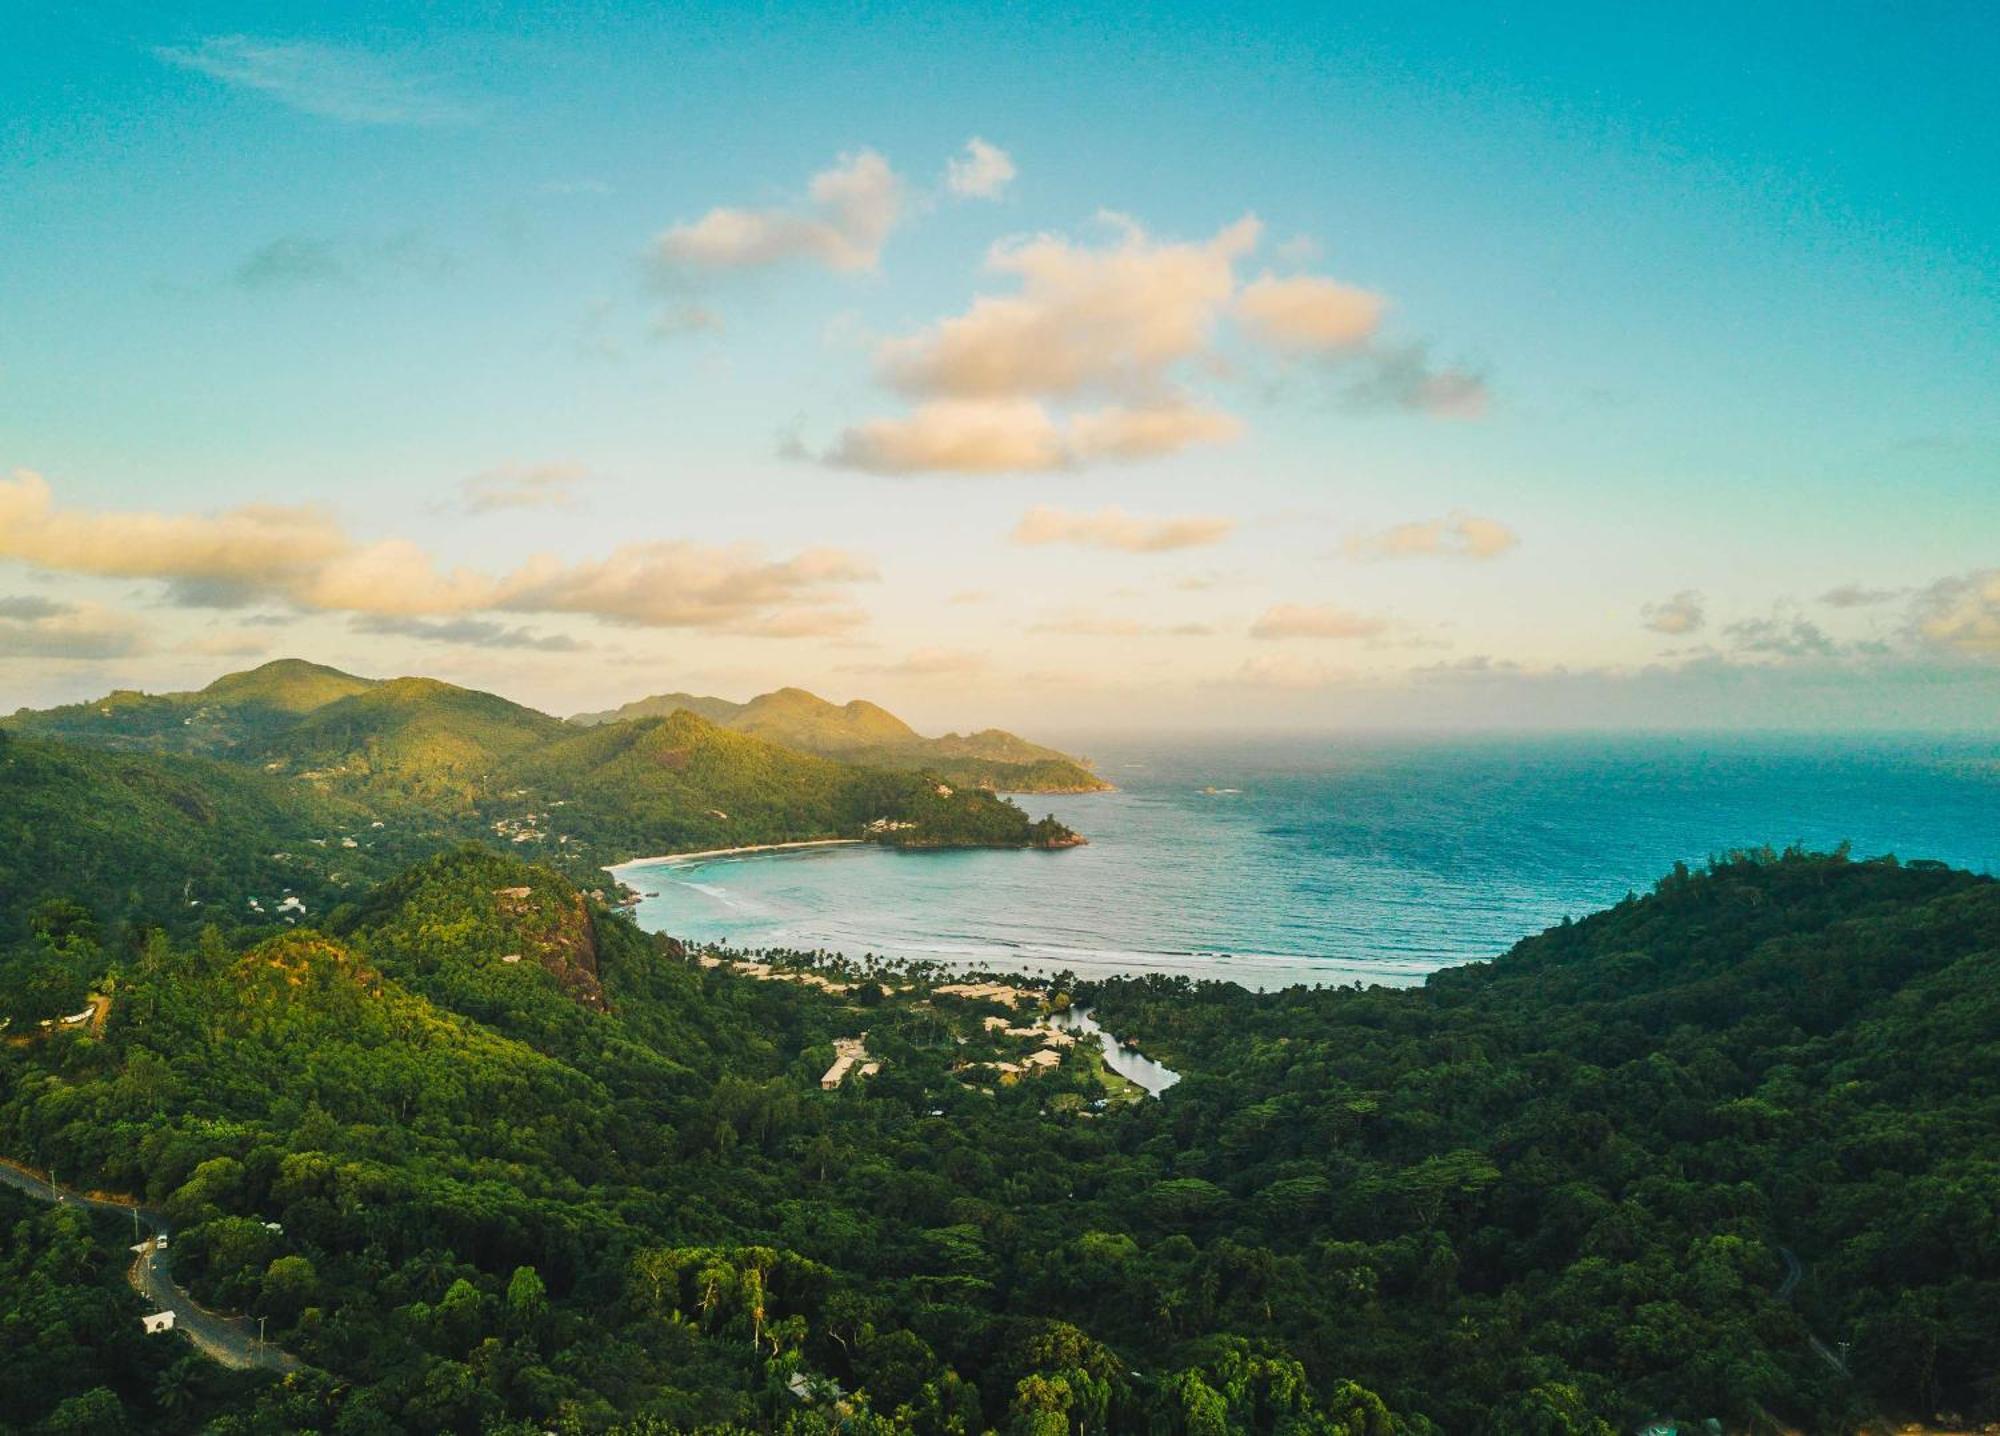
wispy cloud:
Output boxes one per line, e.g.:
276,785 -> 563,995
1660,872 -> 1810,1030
230,232 -> 455,291
1249,603 -> 1387,640
1030,608 -> 1214,637
156,36 -> 480,126
1819,582 -> 1903,608
1641,590 -> 1706,636
0,594 -> 71,621
1347,512 -> 1518,560
0,600 -> 147,660
352,615 -> 588,652
459,463 -> 589,515
656,150 -> 905,273
1724,614 -> 1839,658
1012,504 -> 1235,553
233,236 -> 346,289
1338,343 -> 1488,418
945,138 -> 1016,200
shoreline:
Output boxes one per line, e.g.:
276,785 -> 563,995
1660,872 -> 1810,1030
612,838 -> 866,868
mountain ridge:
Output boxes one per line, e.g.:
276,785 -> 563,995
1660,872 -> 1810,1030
568,683 -> 1110,792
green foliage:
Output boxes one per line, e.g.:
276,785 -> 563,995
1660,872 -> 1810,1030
0,729 -> 394,945
567,685 -> 1111,793
0,670 -> 1079,947
1,840 -> 1989,1434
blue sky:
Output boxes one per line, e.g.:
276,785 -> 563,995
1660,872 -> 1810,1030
2,1 -> 1996,728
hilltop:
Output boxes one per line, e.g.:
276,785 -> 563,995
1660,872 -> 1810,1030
570,684 -> 1111,792
5,658 -> 379,756
0,663 -> 1083,938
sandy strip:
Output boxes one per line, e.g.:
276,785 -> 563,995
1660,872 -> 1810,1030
614,838 -> 866,867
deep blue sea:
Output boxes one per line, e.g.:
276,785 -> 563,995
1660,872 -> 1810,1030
616,733 -> 2000,989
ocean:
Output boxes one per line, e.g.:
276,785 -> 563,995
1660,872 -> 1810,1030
615,732 -> 2000,989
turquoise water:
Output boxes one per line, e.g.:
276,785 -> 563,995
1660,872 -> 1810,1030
616,733 -> 2000,989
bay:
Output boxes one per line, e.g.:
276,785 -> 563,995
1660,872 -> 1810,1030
615,732 -> 2000,989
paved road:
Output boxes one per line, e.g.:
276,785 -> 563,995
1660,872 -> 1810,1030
0,1156 -> 300,1373
1776,1244 -> 1850,1378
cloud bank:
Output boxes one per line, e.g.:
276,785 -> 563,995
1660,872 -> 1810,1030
0,470 -> 873,640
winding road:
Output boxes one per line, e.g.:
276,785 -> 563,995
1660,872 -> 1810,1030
0,1156 -> 301,1373
1776,1244 -> 1850,1378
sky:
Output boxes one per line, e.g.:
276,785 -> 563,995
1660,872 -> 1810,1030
2,1 -> 1996,732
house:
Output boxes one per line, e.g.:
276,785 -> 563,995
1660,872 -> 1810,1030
141,1311 -> 176,1335
820,1036 -> 874,1089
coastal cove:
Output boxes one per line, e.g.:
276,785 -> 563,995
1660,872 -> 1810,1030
612,732 -> 2000,989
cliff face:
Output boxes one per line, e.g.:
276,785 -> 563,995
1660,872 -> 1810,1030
493,883 -> 606,1010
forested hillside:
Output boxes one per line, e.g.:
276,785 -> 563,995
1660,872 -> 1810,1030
0,846 -> 1991,1434
567,685 -> 1111,793
0,669 -> 1080,944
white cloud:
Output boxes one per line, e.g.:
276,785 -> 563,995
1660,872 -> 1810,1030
946,138 -> 1016,199
1067,402 -> 1241,460
493,542 -> 876,632
0,469 -> 346,590
1011,505 -> 1235,553
1348,512 -> 1518,560
832,208 -> 1477,474
0,470 -> 877,637
878,214 -> 1260,399
1913,570 -> 2000,657
822,397 -> 1239,474
155,36 -> 478,126
0,600 -> 147,660
1249,603 -> 1387,640
826,399 -> 1068,474
1642,590 -> 1706,636
655,150 -> 905,273
1236,272 -> 1385,353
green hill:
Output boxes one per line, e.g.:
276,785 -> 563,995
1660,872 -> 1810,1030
0,728 -> 398,948
517,710 -> 1076,860
5,658 -> 378,757
570,684 -> 1111,791
1,845 -> 1992,1433
266,676 -> 566,805
1,667 -> 1082,917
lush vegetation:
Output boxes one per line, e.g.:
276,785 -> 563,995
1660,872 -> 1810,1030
1,667 -> 1080,945
566,686 -> 1111,794
0,729 -> 416,948
0,842 -> 1992,1435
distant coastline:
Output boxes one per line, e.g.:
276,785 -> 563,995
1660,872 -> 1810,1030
615,838 -> 866,867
